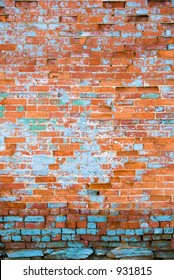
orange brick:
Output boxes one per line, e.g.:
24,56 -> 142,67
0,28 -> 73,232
35,177 -> 57,183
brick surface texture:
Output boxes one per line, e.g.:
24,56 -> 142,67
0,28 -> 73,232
0,0 -> 174,258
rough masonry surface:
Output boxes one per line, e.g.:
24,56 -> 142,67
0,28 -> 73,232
0,0 -> 174,259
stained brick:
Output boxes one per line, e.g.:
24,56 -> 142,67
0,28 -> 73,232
0,0 -> 174,257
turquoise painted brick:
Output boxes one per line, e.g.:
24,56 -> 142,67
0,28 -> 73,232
67,242 -> 85,248
42,229 -> 61,235
55,216 -> 66,222
150,215 -> 173,222
62,228 -> 75,234
25,216 -> 44,222
135,229 -> 144,235
76,229 -> 86,234
62,235 -> 77,241
42,236 -> 51,242
7,250 -> 44,258
21,229 -> 40,235
164,228 -> 173,234
141,93 -> 160,99
87,222 -> 96,229
147,163 -> 165,169
47,242 -> 66,248
0,229 -> 20,236
116,229 -> 125,235
134,144 -> 143,151
4,216 -> 23,222
4,222 -> 15,229
125,229 -> 135,236
144,228 -> 154,234
107,230 -> 116,236
48,203 -> 67,208
168,44 -> 174,50
11,236 -> 22,242
87,229 -> 98,235
154,228 -> 163,234
88,216 -> 107,222
101,236 -> 120,241
32,236 -> 41,242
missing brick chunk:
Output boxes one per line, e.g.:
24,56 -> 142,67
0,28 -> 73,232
103,1 -> 126,8
15,1 -> 38,9
148,0 -> 171,7
59,16 -> 78,23
98,24 -> 114,31
126,15 -> 149,23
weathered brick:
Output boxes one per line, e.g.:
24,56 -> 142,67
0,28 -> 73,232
0,0 -> 174,257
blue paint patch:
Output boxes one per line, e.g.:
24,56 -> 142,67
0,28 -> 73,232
101,236 -> 120,241
48,203 -> 67,208
4,223 -> 14,229
62,235 -> 77,241
115,229 -> 125,235
167,44 -> 174,50
87,229 -> 98,235
141,93 -> 159,99
42,229 -> 61,235
166,30 -> 171,37
134,144 -> 143,151
91,46 -> 102,52
150,216 -> 173,222
88,216 -> 107,222
154,228 -> 163,234
135,229 -> 144,235
122,32 -> 142,38
31,155 -> 55,175
55,216 -> 66,222
76,229 -> 86,234
88,222 -> 96,229
4,216 -> 23,222
80,81 -> 90,86
0,229 -> 20,236
140,222 -> 149,228
125,230 -> 135,236
147,163 -> 165,169
155,106 -> 164,112
136,9 -> 148,15
67,242 -> 85,248
62,229 -> 76,234
21,229 -> 41,235
102,59 -> 110,65
42,236 -> 51,242
7,250 -> 44,258
11,235 -> 22,242
25,216 -> 44,222
107,230 -> 116,236
164,228 -> 173,234
126,2 -> 141,7
0,196 -> 17,202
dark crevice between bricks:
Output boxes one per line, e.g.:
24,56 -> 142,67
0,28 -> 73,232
126,16 -> 149,23
15,1 -> 38,8
148,0 -> 172,7
103,1 -> 126,8
148,0 -> 171,2
59,16 -> 78,23
98,24 -> 114,31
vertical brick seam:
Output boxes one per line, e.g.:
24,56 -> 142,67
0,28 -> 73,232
0,0 -> 174,258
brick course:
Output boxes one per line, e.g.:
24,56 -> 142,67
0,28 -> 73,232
0,0 -> 174,258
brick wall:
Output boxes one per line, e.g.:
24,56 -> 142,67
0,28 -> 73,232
0,0 -> 174,259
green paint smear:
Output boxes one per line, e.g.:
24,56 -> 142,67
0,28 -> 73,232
29,125 -> 46,131
17,106 -> 25,112
141,93 -> 160,99
0,106 -> 5,111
